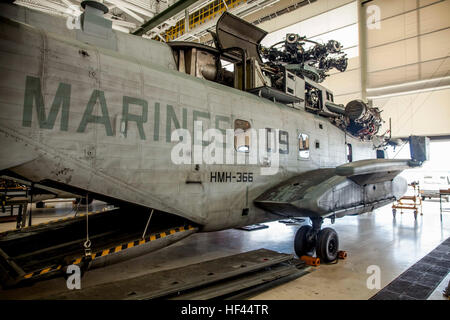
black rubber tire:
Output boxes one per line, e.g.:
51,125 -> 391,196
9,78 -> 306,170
294,225 -> 315,257
35,201 -> 45,209
316,227 -> 339,263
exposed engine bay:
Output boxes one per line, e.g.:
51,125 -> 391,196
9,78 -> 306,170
261,34 -> 348,84
169,12 -> 383,141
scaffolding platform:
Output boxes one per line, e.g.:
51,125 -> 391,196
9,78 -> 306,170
392,182 -> 423,220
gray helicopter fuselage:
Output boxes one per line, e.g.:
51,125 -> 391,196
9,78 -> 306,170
0,5 -> 388,232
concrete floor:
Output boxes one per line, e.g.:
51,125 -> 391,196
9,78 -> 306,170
0,199 -> 449,300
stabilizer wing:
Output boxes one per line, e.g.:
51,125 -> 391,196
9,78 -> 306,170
335,159 -> 412,185
254,159 -> 411,219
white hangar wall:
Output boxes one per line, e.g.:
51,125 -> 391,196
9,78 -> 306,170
247,0 -> 450,137
365,0 -> 450,138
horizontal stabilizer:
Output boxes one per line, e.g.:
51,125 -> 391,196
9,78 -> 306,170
335,159 -> 412,185
335,159 -> 411,176
254,159 -> 409,218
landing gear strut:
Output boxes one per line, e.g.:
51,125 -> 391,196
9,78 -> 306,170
294,217 -> 339,263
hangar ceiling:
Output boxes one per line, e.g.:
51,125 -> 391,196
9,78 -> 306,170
13,0 -> 314,41
14,0 -> 186,34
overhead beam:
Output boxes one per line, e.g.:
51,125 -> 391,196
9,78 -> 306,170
133,0 -> 198,36
115,4 -> 144,23
104,0 -> 155,17
358,0 -> 368,101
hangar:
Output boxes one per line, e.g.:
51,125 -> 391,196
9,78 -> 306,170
0,0 -> 449,303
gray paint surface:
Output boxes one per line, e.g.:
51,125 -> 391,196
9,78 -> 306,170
0,5 -> 410,233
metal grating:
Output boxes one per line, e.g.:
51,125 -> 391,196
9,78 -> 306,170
163,0 -> 246,41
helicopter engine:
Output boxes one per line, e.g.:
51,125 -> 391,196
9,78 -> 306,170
344,100 -> 383,139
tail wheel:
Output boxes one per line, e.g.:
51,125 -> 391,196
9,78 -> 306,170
35,201 -> 45,209
316,227 -> 339,263
294,225 -> 315,257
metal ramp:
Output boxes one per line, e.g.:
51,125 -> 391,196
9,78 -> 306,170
49,249 -> 311,300
0,208 -> 197,287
